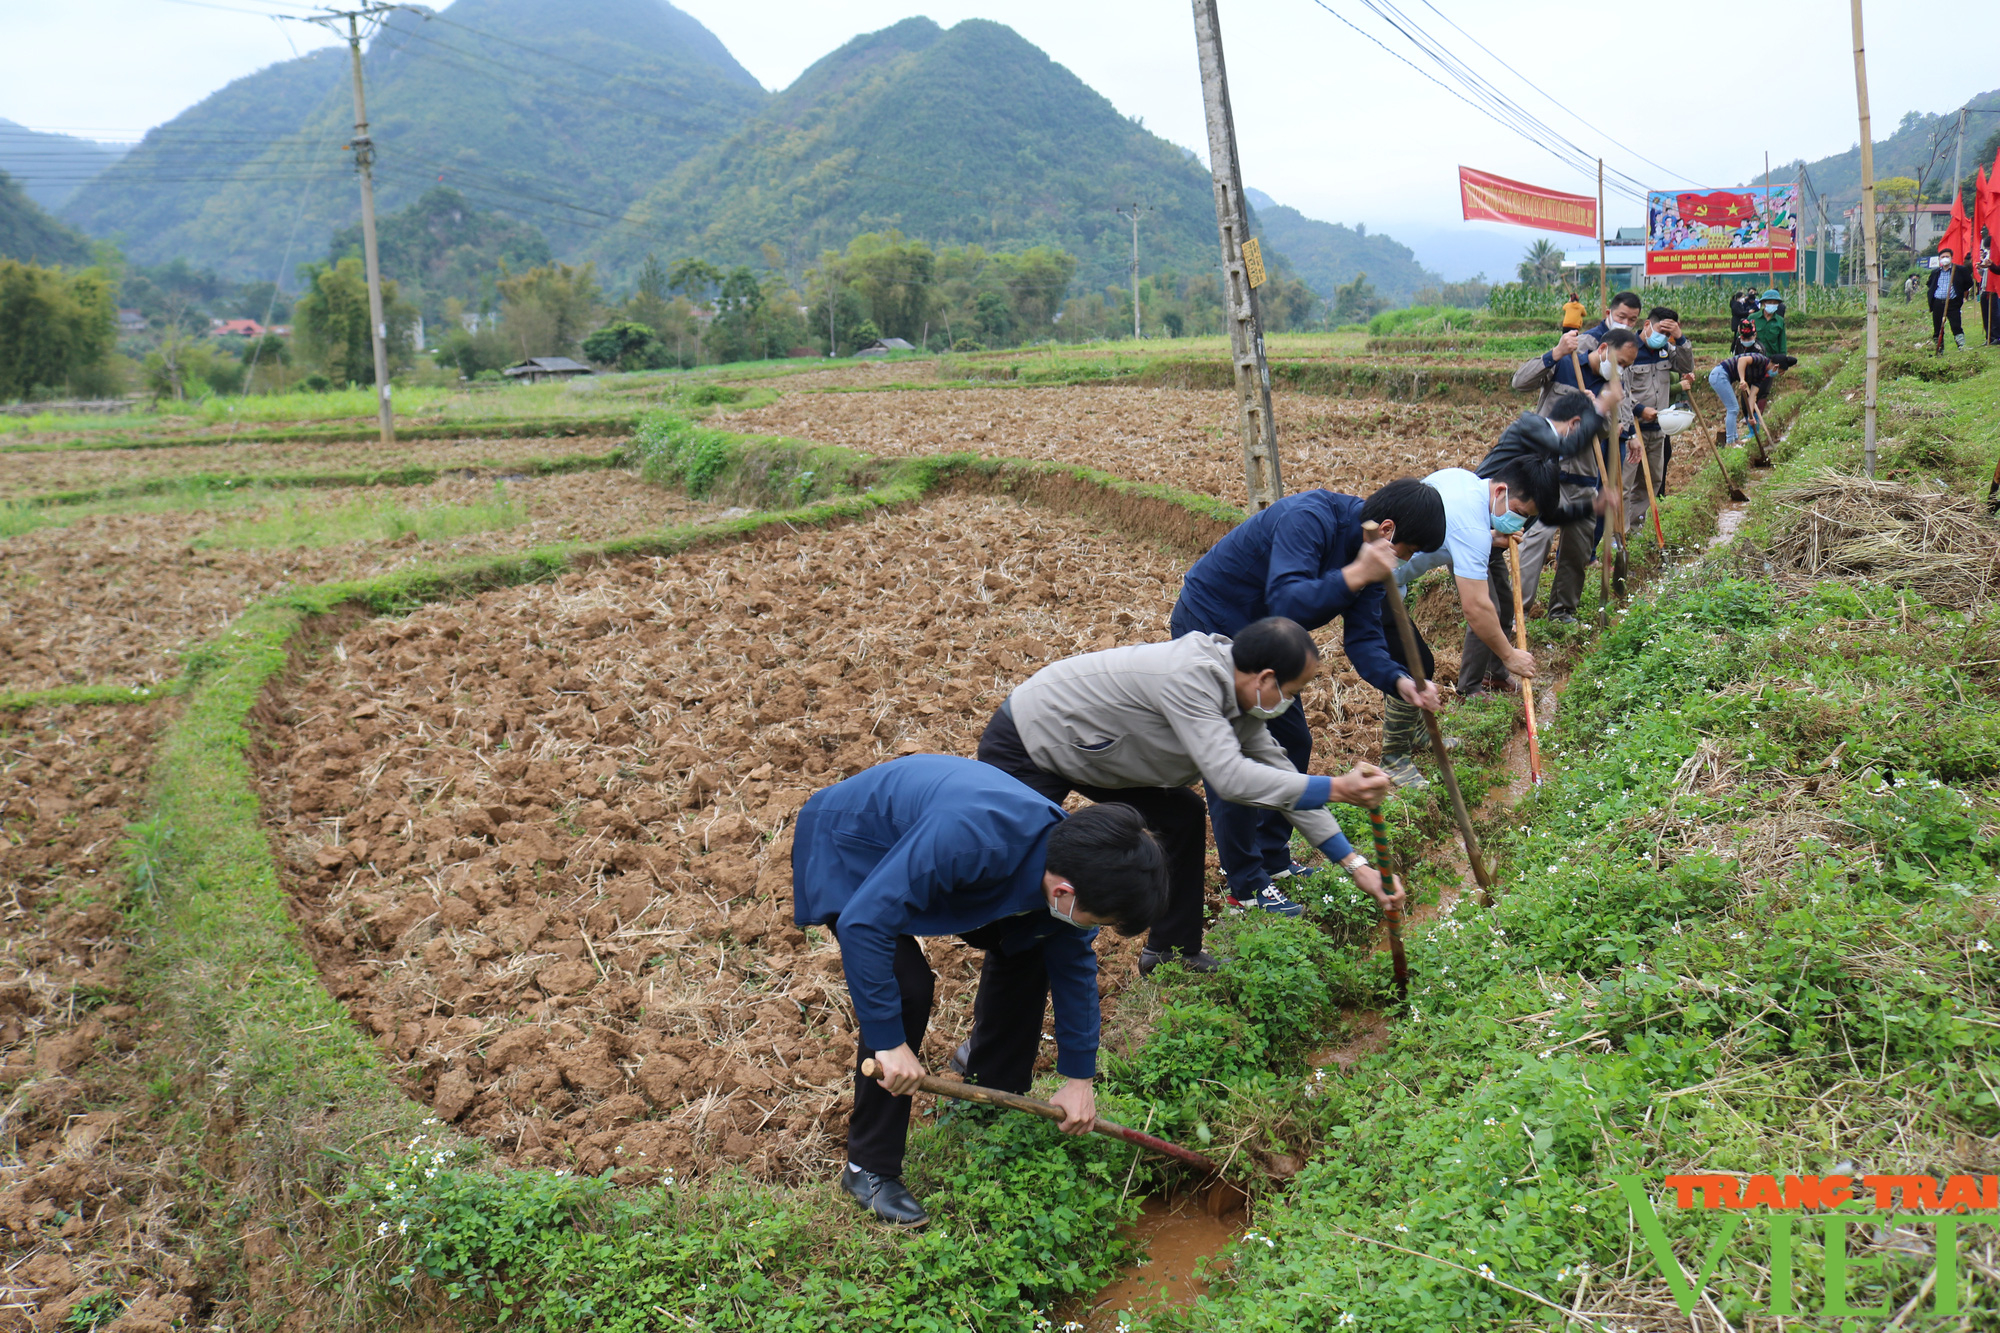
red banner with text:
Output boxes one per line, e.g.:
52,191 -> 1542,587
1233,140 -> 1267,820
1458,166 -> 1597,238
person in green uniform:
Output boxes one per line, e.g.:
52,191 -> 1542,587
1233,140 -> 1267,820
1749,289 -> 1787,360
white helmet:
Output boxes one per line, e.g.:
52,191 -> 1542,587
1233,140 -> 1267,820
1654,406 -> 1695,436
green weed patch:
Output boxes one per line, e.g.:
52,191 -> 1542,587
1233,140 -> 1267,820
192,482 -> 526,550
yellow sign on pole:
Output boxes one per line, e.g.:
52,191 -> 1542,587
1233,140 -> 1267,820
1241,237 -> 1266,289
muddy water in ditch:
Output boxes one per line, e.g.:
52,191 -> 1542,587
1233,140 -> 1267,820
1059,1193 -> 1244,1330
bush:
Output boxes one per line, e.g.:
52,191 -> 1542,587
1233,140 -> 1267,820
300,372 -> 333,393
581,320 -> 671,371
951,337 -> 985,353
632,410 -> 736,496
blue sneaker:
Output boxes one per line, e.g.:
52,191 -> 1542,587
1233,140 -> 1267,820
1228,884 -> 1305,917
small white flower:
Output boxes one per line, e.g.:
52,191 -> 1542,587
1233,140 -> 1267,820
1393,1224 -> 1409,1233
1337,1313 -> 1357,1326
1978,940 -> 1992,953
1571,1204 -> 1587,1214
1477,1264 -> 1495,1280
1482,1117 -> 1499,1127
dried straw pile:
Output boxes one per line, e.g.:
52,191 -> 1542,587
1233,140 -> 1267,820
1765,473 -> 2000,608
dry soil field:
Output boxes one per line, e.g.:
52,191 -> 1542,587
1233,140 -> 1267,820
254,494 -> 1385,1187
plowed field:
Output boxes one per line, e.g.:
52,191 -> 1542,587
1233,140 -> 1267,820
0,436 -> 626,500
0,704 -> 204,1331
1,470 -> 731,693
258,495 -> 1379,1185
717,385 -> 1516,502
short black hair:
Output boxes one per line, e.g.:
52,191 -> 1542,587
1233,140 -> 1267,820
1610,290 -> 1642,310
1231,616 -> 1320,684
1600,327 -> 1639,351
1047,803 -> 1166,937
1480,454 -> 1561,522
1547,390 -> 1594,423
1360,477 -> 1446,553
1648,306 -> 1680,324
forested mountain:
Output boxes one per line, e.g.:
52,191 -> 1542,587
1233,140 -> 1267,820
1776,87 -> 2000,212
61,0 -> 763,280
0,119 -> 129,211
594,17 -> 1224,295
328,186 -> 551,324
0,170 -> 93,266
1244,188 -> 1440,306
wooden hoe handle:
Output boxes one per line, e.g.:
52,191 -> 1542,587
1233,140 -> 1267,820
860,1059 -> 1227,1176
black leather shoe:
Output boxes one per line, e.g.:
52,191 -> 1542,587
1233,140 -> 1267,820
1138,947 -> 1222,978
840,1166 -> 928,1227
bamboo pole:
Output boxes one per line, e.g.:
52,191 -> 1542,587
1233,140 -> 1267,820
1852,0 -> 1881,478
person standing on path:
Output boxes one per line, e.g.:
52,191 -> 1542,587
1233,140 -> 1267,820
792,754 -> 1167,1227
1168,481 -> 1448,897
978,617 -> 1399,971
1624,307 -> 1695,533
1749,290 -> 1787,362
1931,247 -> 1975,353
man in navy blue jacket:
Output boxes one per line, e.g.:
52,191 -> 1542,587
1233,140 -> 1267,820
1171,479 -> 1446,911
792,754 -> 1166,1227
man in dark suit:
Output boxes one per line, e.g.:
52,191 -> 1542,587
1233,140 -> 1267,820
791,755 -> 1166,1227
1931,246 -> 1975,353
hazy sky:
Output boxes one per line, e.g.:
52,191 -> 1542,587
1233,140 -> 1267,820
6,0 -> 2000,278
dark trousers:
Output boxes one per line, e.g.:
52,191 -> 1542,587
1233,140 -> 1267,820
1458,546 -> 1517,692
1165,608 -> 1317,901
1932,294 -> 1965,346
1206,703 -> 1313,901
833,922 -> 1049,1177
976,704 -> 1207,955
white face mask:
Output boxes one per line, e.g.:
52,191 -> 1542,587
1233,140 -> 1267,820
1245,677 -> 1293,721
1048,884 -> 1080,927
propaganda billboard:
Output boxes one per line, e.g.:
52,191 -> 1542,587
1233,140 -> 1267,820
1646,185 -> 1798,276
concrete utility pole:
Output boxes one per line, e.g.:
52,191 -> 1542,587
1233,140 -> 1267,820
1852,0 -> 1880,478
302,4 -> 401,446
1191,0 -> 1283,510
1764,151 -> 1774,295
1116,204 -> 1153,340
1818,196 -> 1829,288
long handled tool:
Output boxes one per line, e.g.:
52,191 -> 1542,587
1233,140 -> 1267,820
1366,806 -> 1409,1002
861,1058 -> 1227,1177
1632,429 -> 1667,549
1505,535 -> 1544,785
1572,351 -> 1615,625
1360,521 -> 1492,900
1684,393 -> 1749,502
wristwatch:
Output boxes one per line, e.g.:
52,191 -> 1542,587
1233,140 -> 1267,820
1340,851 -> 1369,873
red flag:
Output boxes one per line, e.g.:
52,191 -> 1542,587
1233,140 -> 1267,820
1940,187 -> 1972,261
1675,190 -> 1757,225
1457,166 -> 1596,237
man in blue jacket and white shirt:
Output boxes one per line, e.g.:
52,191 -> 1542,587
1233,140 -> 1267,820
792,754 -> 1166,1227
1169,480 -> 1446,907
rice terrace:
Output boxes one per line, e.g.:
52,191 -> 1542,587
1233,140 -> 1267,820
6,1 -> 2000,1331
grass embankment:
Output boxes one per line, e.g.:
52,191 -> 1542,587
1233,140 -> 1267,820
1155,305 -> 2000,1330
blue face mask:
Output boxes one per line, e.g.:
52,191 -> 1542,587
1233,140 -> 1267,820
1645,331 -> 1668,349
1491,487 -> 1528,535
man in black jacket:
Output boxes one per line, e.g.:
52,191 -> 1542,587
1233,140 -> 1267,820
1459,389 -> 1614,686
1931,247 -> 1975,353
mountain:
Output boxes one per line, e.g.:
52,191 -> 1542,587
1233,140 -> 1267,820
1777,87 -> 2000,213
62,0 -> 764,281
328,186 -> 552,323
0,170 -> 93,266
594,17 -> 1225,295
1244,188 -> 1440,304
0,119 -> 129,211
